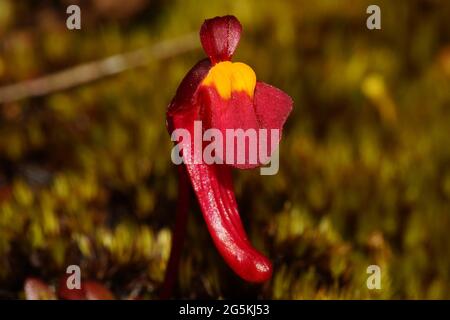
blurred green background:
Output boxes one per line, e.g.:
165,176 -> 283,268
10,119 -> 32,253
0,0 -> 449,299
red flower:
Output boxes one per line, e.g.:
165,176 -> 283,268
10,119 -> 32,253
164,15 -> 292,293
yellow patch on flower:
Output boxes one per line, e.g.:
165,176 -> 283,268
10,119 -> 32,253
201,61 -> 256,99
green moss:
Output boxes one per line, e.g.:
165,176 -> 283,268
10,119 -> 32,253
0,0 -> 449,299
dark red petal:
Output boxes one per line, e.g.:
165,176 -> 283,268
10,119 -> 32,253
200,15 -> 242,64
24,278 -> 56,300
171,111 -> 272,282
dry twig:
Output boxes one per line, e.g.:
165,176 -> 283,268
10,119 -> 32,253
0,33 -> 200,104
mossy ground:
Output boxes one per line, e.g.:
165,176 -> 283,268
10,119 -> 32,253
0,0 -> 449,299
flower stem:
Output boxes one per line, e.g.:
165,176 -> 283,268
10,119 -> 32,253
160,165 -> 190,299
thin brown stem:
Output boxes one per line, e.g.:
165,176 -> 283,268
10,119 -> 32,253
160,165 -> 190,299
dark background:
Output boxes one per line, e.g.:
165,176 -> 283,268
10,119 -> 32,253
0,0 -> 449,299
